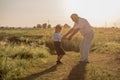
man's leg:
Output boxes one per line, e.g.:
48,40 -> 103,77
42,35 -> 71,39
83,40 -> 91,61
83,34 -> 93,62
80,39 -> 84,61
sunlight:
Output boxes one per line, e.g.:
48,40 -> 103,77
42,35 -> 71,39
0,0 -> 120,27
63,0 -> 120,26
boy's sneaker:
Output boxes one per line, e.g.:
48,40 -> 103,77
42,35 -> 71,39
56,61 -> 63,65
85,61 -> 89,63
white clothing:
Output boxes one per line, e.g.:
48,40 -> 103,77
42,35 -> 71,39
73,18 -> 94,61
80,33 -> 93,61
73,18 -> 93,36
53,32 -> 62,42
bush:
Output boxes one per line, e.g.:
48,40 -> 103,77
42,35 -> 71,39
0,44 -> 51,80
30,46 -> 50,58
0,57 -> 30,80
10,50 -> 33,59
7,36 -> 21,44
45,37 -> 81,53
62,37 -> 81,52
45,39 -> 56,54
91,42 -> 120,54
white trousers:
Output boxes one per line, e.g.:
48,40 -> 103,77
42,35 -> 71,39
80,32 -> 93,61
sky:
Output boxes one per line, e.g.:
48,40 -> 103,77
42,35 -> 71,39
0,0 -> 120,27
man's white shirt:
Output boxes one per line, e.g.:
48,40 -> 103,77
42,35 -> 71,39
73,18 -> 93,36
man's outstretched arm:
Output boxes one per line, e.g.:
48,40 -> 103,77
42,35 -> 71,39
67,28 -> 79,40
63,28 -> 74,38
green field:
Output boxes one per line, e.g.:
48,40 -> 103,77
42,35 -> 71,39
0,28 -> 120,80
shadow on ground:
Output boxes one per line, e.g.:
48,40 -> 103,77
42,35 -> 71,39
17,64 -> 57,80
68,62 -> 87,80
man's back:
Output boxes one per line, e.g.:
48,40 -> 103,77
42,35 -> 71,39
75,18 -> 93,36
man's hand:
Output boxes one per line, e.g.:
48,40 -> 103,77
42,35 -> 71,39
63,28 -> 74,38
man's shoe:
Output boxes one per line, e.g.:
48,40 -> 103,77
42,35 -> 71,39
79,61 -> 89,63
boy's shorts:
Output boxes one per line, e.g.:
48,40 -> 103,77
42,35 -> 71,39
54,41 -> 65,56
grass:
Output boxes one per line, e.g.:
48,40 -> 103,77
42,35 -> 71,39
0,44 -> 50,80
16,52 -> 120,80
0,27 -> 120,80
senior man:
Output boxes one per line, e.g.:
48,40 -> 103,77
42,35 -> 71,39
63,13 -> 94,63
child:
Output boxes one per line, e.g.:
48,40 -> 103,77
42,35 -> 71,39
53,24 -> 65,64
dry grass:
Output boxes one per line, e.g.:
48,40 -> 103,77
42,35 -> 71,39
0,27 -> 120,80
17,52 -> 120,80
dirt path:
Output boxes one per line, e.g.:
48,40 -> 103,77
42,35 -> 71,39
18,52 -> 120,80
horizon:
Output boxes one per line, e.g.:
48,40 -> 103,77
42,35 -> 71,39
0,0 -> 120,27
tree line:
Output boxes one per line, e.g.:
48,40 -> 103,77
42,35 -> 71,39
34,23 -> 51,29
0,23 -> 71,29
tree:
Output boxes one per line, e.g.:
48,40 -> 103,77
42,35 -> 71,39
42,23 -> 47,29
64,24 -> 71,28
48,24 -> 51,28
33,26 -> 36,28
37,24 -> 42,28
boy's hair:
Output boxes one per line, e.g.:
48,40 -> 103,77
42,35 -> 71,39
55,24 -> 62,30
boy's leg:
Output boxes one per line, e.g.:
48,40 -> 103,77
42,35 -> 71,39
57,55 -> 64,64
57,55 -> 63,61
59,55 -> 63,61
56,55 -> 60,64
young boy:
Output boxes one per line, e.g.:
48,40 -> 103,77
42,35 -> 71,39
53,24 -> 65,64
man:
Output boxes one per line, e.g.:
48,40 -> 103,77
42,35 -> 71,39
63,13 -> 94,63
